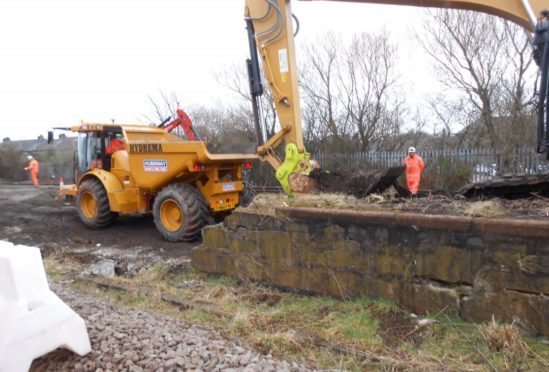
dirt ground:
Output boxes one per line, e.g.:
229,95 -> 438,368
0,184 -> 196,267
3,184 -> 547,264
241,191 -> 549,219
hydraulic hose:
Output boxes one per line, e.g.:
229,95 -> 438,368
262,0 -> 285,46
546,54 -> 549,145
250,0 -> 289,47
537,33 -> 549,153
293,13 -> 300,37
244,2 -> 272,21
157,115 -> 172,128
255,0 -> 280,40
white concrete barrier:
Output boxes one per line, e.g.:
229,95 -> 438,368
0,241 -> 91,372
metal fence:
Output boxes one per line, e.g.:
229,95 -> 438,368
314,148 -> 549,183
17,147 -> 549,187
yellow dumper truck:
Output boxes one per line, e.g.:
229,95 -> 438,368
60,123 -> 257,241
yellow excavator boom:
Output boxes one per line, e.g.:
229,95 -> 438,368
300,1 -> 546,31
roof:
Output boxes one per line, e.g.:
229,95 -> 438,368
0,136 -> 76,153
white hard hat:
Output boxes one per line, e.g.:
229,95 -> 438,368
408,146 -> 416,153
27,155 -> 33,160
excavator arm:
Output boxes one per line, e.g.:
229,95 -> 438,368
244,0 -> 549,194
162,109 -> 201,141
300,1 -> 546,31
245,0 -> 312,195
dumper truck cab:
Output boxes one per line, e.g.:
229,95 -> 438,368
60,123 -> 258,241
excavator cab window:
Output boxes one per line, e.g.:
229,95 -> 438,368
76,129 -> 123,174
105,130 -> 124,151
104,128 -> 124,170
77,133 -> 95,174
77,132 -> 102,174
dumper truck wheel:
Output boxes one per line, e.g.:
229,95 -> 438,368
240,181 -> 255,207
153,183 -> 210,242
77,178 -> 117,229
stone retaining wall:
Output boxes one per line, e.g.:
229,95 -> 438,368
191,207 -> 549,335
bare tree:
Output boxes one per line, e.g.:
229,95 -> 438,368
186,104 -> 256,152
418,10 -> 506,148
341,31 -> 403,151
215,62 -> 278,139
418,10 -> 536,150
424,94 -> 472,149
144,83 -> 262,155
299,31 -> 404,153
301,97 -> 323,152
143,91 -> 194,139
300,32 -> 347,147
143,91 -> 181,124
497,21 -> 537,151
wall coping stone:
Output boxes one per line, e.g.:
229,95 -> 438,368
276,207 -> 549,239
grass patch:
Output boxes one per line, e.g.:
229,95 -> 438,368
47,259 -> 549,371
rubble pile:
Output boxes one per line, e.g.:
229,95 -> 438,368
310,166 -> 405,198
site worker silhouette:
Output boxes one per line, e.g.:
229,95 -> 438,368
106,133 -> 126,155
404,146 -> 425,195
24,155 -> 40,188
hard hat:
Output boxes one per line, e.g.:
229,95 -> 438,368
27,155 -> 33,160
408,146 -> 416,153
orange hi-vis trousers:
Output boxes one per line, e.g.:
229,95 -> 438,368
31,171 -> 39,188
27,159 -> 40,188
406,174 -> 420,194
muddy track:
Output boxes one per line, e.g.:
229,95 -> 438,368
0,186 -> 197,264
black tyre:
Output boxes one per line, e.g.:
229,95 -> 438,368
153,183 -> 211,242
76,178 -> 117,229
240,181 -> 256,207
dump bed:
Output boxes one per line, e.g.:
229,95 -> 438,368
120,126 -> 258,191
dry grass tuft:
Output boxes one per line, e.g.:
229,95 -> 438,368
480,317 -> 530,369
237,193 -> 288,215
459,200 -> 507,218
205,285 -> 238,301
135,265 -> 169,283
241,192 -> 516,220
238,193 -> 382,216
255,330 -> 304,354
229,310 -> 254,336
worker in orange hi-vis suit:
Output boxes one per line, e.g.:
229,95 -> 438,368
24,155 -> 40,188
404,146 -> 425,195
106,133 -> 126,155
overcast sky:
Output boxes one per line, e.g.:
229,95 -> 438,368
0,0 -> 437,140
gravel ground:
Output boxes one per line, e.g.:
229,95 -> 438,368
31,282 -> 310,372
